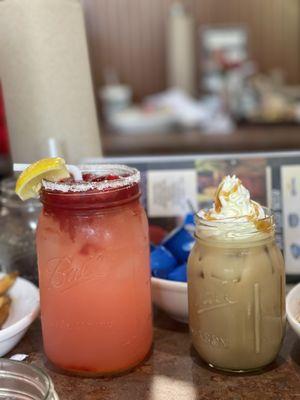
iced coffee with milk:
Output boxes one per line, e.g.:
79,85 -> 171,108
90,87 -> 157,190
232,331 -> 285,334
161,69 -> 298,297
188,175 -> 285,372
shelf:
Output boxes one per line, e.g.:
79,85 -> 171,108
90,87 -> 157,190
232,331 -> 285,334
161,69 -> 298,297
101,125 -> 300,156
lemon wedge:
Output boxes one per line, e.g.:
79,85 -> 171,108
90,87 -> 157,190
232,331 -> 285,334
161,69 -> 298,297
15,157 -> 70,200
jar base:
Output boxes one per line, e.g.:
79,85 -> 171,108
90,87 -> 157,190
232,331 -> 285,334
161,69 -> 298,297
207,362 -> 264,374
44,345 -> 153,378
191,344 -> 279,374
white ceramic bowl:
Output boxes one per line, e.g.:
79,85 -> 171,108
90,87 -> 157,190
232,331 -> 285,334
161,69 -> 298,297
0,275 -> 40,356
151,277 -> 188,323
286,282 -> 300,338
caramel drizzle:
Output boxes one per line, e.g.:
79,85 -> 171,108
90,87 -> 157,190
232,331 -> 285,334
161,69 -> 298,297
247,201 -> 272,233
205,178 -> 240,219
214,177 -> 225,214
204,178 -> 271,233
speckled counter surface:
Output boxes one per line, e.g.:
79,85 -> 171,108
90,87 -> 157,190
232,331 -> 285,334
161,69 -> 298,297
10,311 -> 300,400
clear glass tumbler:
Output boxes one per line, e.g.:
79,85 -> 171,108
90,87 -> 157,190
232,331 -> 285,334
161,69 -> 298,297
0,359 -> 58,399
0,177 -> 40,283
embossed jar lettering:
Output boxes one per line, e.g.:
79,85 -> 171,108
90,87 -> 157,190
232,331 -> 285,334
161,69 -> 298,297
46,255 -> 106,291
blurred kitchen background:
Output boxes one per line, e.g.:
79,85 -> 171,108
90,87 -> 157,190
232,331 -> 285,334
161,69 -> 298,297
86,0 -> 300,156
0,0 -> 300,171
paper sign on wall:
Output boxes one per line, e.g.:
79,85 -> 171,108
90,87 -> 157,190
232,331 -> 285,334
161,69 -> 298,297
281,165 -> 300,274
147,169 -> 197,217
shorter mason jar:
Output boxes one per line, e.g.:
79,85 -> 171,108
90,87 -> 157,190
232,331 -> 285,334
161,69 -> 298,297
188,209 -> 285,372
36,165 -> 153,376
0,359 -> 58,399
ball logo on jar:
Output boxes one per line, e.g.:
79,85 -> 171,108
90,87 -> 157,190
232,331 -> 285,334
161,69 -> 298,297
45,254 -> 106,291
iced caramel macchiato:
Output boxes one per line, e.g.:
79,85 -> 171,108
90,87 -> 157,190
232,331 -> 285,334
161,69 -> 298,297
188,175 -> 285,372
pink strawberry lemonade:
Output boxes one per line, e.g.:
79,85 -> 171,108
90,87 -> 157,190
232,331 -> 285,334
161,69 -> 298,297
36,165 -> 153,376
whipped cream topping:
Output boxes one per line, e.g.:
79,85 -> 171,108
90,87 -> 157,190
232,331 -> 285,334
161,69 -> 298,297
197,175 -> 273,240
200,175 -> 265,221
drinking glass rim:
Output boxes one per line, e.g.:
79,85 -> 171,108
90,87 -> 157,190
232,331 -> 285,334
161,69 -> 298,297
42,164 -> 140,194
0,358 -> 53,399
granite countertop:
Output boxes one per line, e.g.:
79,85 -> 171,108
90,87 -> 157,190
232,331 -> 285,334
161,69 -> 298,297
10,310 -> 300,400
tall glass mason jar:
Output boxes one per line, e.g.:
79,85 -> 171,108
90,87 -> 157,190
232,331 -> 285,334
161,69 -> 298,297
36,165 -> 153,376
188,209 -> 285,372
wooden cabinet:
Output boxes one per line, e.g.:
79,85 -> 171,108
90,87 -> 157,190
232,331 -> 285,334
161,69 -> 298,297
81,0 -> 300,100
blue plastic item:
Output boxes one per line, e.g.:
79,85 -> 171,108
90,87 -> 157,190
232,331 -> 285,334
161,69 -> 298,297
150,245 -> 177,278
291,243 -> 300,259
162,226 -> 195,263
168,263 -> 187,282
288,213 -> 299,228
184,212 -> 195,226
